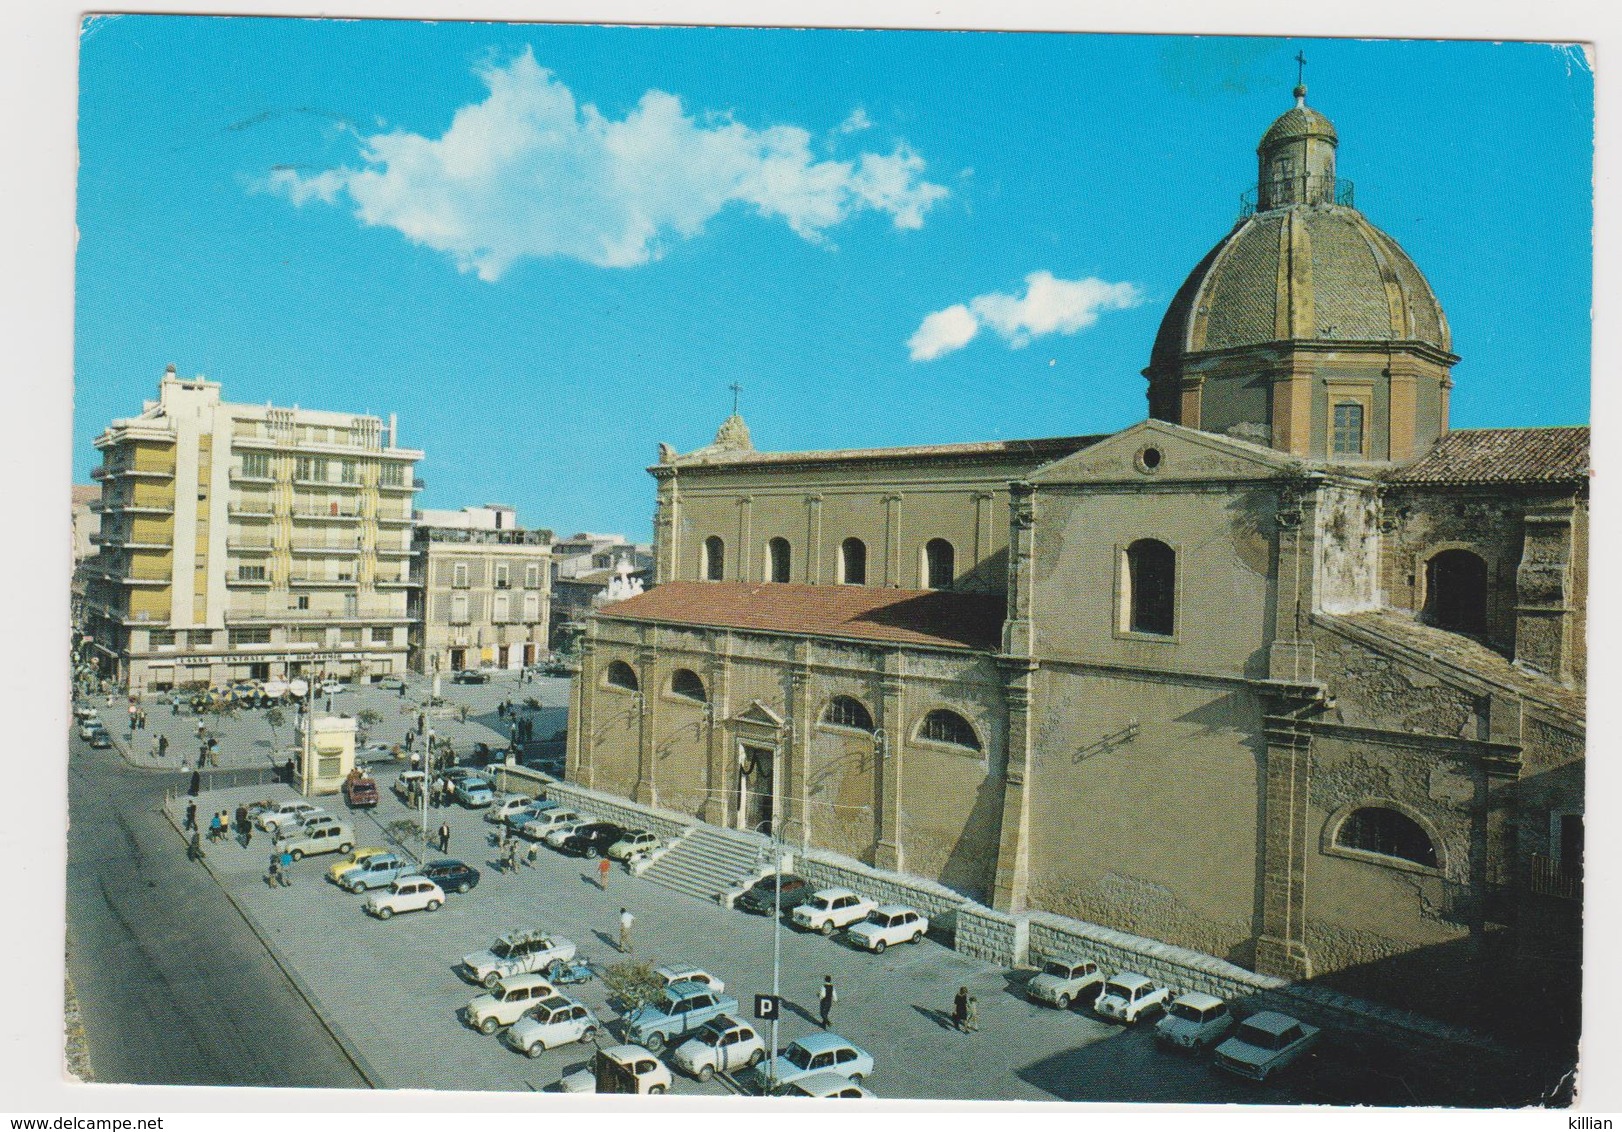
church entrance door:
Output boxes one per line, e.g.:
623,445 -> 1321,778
739,744 -> 775,835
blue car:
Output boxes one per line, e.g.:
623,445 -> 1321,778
455,776 -> 496,808
622,981 -> 739,1053
748,1032 -> 874,1092
419,858 -> 481,895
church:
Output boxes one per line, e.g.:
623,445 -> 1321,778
566,84 -> 1586,1025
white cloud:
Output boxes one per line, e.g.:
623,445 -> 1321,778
838,107 -> 873,134
908,271 -> 1143,361
263,51 -> 948,280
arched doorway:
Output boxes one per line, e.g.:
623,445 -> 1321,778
1425,549 -> 1488,633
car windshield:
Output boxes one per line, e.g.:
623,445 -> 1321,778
1105,982 -> 1136,999
1168,1002 -> 1209,1022
783,1044 -> 814,1070
1235,1023 -> 1283,1050
1043,962 -> 1073,978
491,941 -> 514,958
863,912 -> 890,926
696,1029 -> 724,1047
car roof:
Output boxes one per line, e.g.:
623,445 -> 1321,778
1175,992 -> 1225,1011
654,963 -> 702,978
496,972 -> 555,990
789,1032 -> 855,1055
700,1013 -> 743,1031
665,980 -> 716,1000
871,904 -> 918,916
1240,1011 -> 1302,1034
1106,972 -> 1153,990
424,859 -> 468,870
790,1071 -> 869,1095
811,887 -> 858,900
1045,956 -> 1092,968
602,1044 -> 651,1061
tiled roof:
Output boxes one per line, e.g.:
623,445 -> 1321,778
670,434 -> 1104,470
596,581 -> 1006,652
1392,427 -> 1589,485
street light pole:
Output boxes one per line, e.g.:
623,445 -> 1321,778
754,817 -> 782,1093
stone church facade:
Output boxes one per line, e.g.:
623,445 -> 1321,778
567,87 -> 1586,1023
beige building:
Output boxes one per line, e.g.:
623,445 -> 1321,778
83,366 -> 423,690
571,88 -> 1587,1034
408,507 -> 553,674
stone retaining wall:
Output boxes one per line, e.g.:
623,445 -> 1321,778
956,904 -> 1029,965
795,849 -> 970,941
1026,912 -> 1281,1001
493,766 -> 696,842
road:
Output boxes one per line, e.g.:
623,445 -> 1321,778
65,733 -> 368,1089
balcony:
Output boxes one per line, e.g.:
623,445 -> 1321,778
375,513 -> 414,525
229,501 -> 277,518
291,509 -> 363,522
227,539 -> 275,554
226,573 -> 272,588
1239,175 -> 1355,218
289,543 -> 362,556
374,546 -> 413,557
1529,854 -> 1580,901
288,575 -> 358,587
229,471 -> 276,485
293,477 -> 362,491
93,465 -> 175,481
378,478 -> 423,493
97,499 -> 174,515
225,605 -> 411,623
92,533 -> 171,551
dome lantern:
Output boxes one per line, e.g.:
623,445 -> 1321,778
1255,83 -> 1340,210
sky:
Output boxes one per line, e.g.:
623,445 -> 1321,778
73,19 -> 1594,540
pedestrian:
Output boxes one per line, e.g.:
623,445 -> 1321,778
158,733 -> 168,757
497,701 -> 506,720
187,830 -> 205,862
437,822 -> 451,854
504,840 -> 519,874
184,800 -> 197,831
196,720 -> 205,738
526,842 -> 539,869
187,769 -> 201,797
818,976 -> 837,1029
618,907 -> 635,953
283,757 -> 296,784
598,857 -> 611,890
952,986 -> 969,1032
398,682 -> 406,698
207,812 -> 223,842
279,848 -> 293,885
417,712 -> 426,733
965,995 -> 980,1033
171,699 -> 179,716
208,738 -> 219,766
266,857 -> 281,888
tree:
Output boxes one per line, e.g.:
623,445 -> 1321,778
265,707 -> 286,748
600,961 -> 666,1013
356,708 -> 383,744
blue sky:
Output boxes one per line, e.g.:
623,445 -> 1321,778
74,19 -> 1593,539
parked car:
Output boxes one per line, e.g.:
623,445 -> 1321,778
652,964 -> 725,995
319,680 -> 347,695
342,771 -> 379,808
326,846 -> 390,884
1093,973 -> 1172,1024
1213,1012 -> 1321,1081
453,669 -> 489,684
392,770 -> 426,802
1155,992 -> 1237,1052
78,720 -> 107,741
273,812 -> 341,841
376,676 -> 407,690
543,817 -> 596,848
671,1015 -> 764,1081
356,742 -> 397,765
558,1045 -> 670,1094
364,876 -> 445,919
734,873 -> 815,915
464,973 -> 559,1034
556,822 -> 627,858
622,981 -> 740,1053
73,705 -> 100,722
418,858 -> 481,895
503,994 -> 600,1058
748,1033 -> 873,1092
278,821 -> 356,861
1027,957 -> 1104,1010
255,800 -> 324,833
772,1072 -> 875,1098
462,929 -> 578,988
487,796 -> 538,824
86,726 -> 113,749
515,807 -> 582,841
333,852 -> 420,893
845,905 -> 929,953
454,776 -> 496,808
505,799 -> 561,831
606,828 -> 660,861
791,888 -> 878,936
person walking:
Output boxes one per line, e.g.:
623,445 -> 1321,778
184,800 -> 197,831
504,840 -> 519,874
952,986 -> 970,1032
618,907 -> 635,953
278,848 -> 293,885
266,856 -> 281,888
526,842 -> 539,869
964,994 -> 980,1033
437,822 -> 451,855
598,857 -> 611,891
818,976 -> 837,1029
398,682 -> 406,699
187,829 -> 206,862
158,733 -> 169,758
208,812 -> 224,843
187,769 -> 201,797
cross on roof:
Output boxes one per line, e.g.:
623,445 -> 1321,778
729,382 -> 743,415
1296,51 -> 1307,86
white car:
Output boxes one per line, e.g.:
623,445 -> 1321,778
320,680 -> 347,695
653,964 -> 725,995
516,807 -> 582,841
465,973 -> 559,1034
671,1015 -> 764,1081
792,888 -> 878,936
273,812 -> 341,841
1027,957 -> 1104,1010
774,1071 -> 875,1098
278,821 -> 356,861
1093,972 -> 1172,1024
504,799 -> 560,830
543,817 -> 595,848
463,929 -> 577,988
502,994 -> 600,1058
1154,992 -> 1237,1051
845,905 -> 929,953
487,796 -> 537,824
559,1045 -> 672,1094
1214,1011 -> 1321,1081
255,800 -> 324,833
364,876 -> 445,919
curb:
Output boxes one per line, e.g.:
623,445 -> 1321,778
162,801 -> 386,1089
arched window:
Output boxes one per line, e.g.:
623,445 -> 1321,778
766,537 -> 791,583
1126,538 -> 1176,636
1425,549 -> 1488,633
670,668 -> 706,703
919,709 -> 981,752
924,538 -> 955,590
1335,806 -> 1439,869
822,695 -> 875,732
840,537 -> 867,585
605,660 -> 639,692
702,536 -> 725,582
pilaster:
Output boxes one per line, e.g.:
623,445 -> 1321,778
991,658 -> 1037,912
1002,483 -> 1037,656
883,494 -> 903,588
736,495 -> 753,583
1178,376 -> 1204,430
805,494 -> 824,585
633,644 -> 656,805
873,659 -> 906,871
699,634 -> 729,824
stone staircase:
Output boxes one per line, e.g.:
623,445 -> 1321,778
639,824 -> 772,903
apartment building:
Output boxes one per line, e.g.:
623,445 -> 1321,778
83,365 -> 423,690
407,506 -> 553,674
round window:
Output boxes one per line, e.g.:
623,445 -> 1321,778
1135,446 -> 1164,473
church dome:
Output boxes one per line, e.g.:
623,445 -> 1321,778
1258,103 -> 1338,149
1150,205 -> 1451,365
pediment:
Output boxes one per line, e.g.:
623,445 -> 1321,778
1029,420 -> 1303,486
732,700 -> 785,728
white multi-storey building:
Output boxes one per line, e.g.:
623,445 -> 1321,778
83,365 -> 423,690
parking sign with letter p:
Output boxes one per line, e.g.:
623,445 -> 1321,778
754,993 -> 780,1021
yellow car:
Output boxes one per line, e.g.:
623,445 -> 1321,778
327,847 -> 390,884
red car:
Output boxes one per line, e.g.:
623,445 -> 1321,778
343,771 -> 379,808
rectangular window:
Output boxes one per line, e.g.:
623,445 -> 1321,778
188,630 -> 215,647
241,452 -> 271,478
338,626 -> 361,644
294,627 -> 325,644
494,564 -> 510,589
451,593 -> 470,623
228,627 -> 270,646
378,463 -> 403,487
525,563 -> 541,588
294,594 -> 310,610
339,460 -> 357,484
523,592 -> 540,622
238,564 -> 266,581
493,593 -> 510,623
1332,403 -> 1365,456
371,626 -> 393,643
453,562 -> 469,588
149,630 -> 175,648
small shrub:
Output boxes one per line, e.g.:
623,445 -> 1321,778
601,960 -> 665,1013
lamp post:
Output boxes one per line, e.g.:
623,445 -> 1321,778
754,817 -> 784,1092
